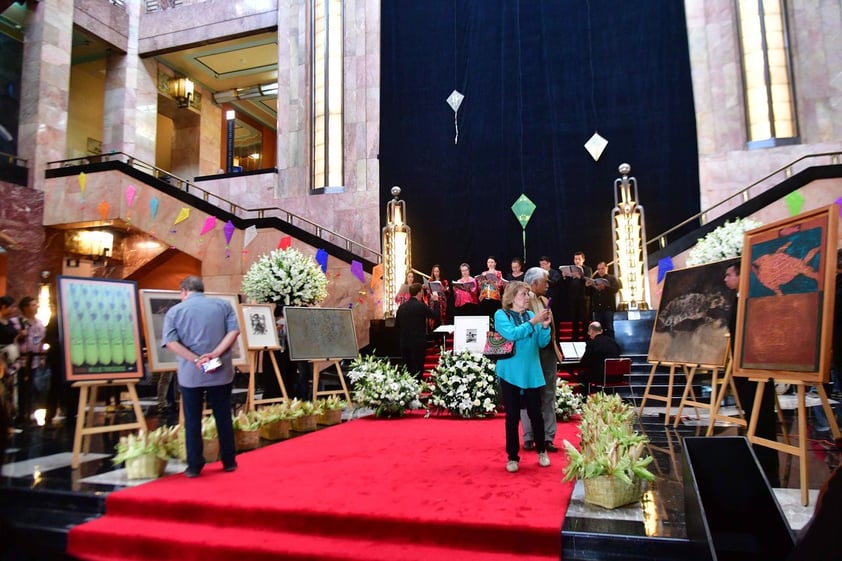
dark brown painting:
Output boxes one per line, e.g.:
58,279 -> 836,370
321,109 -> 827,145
734,204 -> 839,382
647,258 -> 737,366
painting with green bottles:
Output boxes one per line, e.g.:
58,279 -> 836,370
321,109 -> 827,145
57,276 -> 144,381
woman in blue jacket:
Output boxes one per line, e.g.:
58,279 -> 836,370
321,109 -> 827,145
494,281 -> 552,473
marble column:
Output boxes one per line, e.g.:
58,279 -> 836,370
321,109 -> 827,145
103,0 -> 157,163
19,0 -> 73,191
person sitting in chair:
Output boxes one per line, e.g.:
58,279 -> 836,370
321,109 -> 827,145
577,321 -> 620,395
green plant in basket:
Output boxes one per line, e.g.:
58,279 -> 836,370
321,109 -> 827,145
232,410 -> 261,431
427,349 -> 498,418
562,391 -> 654,488
346,354 -> 423,418
555,379 -> 583,421
112,426 -> 178,465
317,395 -> 347,414
201,415 -> 218,439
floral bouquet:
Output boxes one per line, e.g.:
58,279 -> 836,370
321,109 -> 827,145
427,349 -> 498,418
686,217 -> 762,266
555,379 -> 583,421
346,354 -> 424,418
241,247 -> 329,306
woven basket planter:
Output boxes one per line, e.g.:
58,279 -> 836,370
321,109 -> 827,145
291,414 -> 318,432
234,428 -> 260,451
317,409 -> 343,426
583,476 -> 643,509
125,454 -> 168,480
259,419 -> 292,441
202,437 -> 220,462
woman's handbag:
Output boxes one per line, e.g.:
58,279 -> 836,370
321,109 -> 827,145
483,329 -> 514,361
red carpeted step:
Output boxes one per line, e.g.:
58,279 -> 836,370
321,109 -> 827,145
68,414 -> 579,561
69,516 -> 561,561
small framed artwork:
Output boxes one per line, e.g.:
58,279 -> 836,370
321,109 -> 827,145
57,276 -> 144,381
733,204 -> 839,383
453,315 -> 490,355
139,289 -> 249,372
240,304 -> 280,350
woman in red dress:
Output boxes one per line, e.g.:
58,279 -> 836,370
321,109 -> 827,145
452,263 -> 479,316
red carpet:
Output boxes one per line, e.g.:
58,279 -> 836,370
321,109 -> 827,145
68,412 -> 579,561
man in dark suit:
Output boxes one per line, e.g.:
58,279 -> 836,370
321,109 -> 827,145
725,262 -> 780,487
587,261 -> 621,338
562,251 -> 592,341
578,321 -> 620,394
395,283 -> 439,378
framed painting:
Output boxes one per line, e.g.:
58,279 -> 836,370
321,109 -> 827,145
453,315 -> 490,355
284,307 -> 359,361
57,276 -> 144,381
139,289 -> 249,372
733,204 -> 839,382
240,304 -> 280,350
647,258 -> 737,367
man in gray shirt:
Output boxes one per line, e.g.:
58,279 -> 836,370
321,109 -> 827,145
162,276 -> 241,477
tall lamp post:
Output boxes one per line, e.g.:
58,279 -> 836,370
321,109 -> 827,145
382,186 -> 411,319
611,163 -> 651,311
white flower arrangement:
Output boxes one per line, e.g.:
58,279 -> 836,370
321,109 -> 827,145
685,217 -> 762,266
346,354 -> 424,418
241,248 -> 329,306
555,379 -> 583,421
427,349 -> 498,418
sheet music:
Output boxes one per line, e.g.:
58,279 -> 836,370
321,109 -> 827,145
560,342 -> 586,359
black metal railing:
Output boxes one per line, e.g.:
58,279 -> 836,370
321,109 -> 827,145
46,152 -> 381,263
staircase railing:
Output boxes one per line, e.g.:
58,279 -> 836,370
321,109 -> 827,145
647,151 -> 842,254
46,153 -> 382,263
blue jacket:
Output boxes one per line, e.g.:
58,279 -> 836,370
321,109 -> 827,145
493,308 -> 551,389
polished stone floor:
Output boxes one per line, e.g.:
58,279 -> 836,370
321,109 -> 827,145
1,389 -> 841,561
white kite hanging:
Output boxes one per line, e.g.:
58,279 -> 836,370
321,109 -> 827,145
584,131 -> 608,162
446,90 -> 465,144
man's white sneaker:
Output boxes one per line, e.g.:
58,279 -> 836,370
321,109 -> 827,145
538,452 -> 551,467
506,460 -> 519,473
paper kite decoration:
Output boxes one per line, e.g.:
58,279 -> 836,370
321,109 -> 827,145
446,90 -> 465,144
584,132 -> 608,162
511,194 -> 536,261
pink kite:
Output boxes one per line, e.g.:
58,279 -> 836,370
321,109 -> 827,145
200,216 -> 217,236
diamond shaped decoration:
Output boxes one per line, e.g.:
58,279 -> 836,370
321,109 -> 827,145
511,194 -> 536,229
446,90 -> 464,113
584,132 -> 608,161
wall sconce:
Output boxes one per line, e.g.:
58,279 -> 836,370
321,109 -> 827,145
170,76 -> 194,108
611,163 -> 651,311
382,186 -> 411,319
36,270 -> 52,326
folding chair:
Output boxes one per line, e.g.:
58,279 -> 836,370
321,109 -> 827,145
601,357 -> 633,399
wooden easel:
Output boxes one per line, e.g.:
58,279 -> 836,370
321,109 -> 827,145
673,362 -> 726,427
747,379 -> 840,506
310,359 -> 352,403
638,361 -> 688,424
704,355 -> 790,445
244,348 -> 288,412
71,379 -> 147,469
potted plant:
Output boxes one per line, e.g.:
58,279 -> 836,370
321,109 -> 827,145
256,402 -> 293,440
241,247 -> 329,306
112,426 -> 178,480
427,349 -> 498,418
562,393 -> 655,509
232,411 -> 261,450
346,354 -> 424,418
316,395 -> 347,426
173,416 -> 220,463
555,379 -> 583,421
290,398 -> 319,432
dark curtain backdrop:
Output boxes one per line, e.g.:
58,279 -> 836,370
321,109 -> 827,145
380,0 -> 699,281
